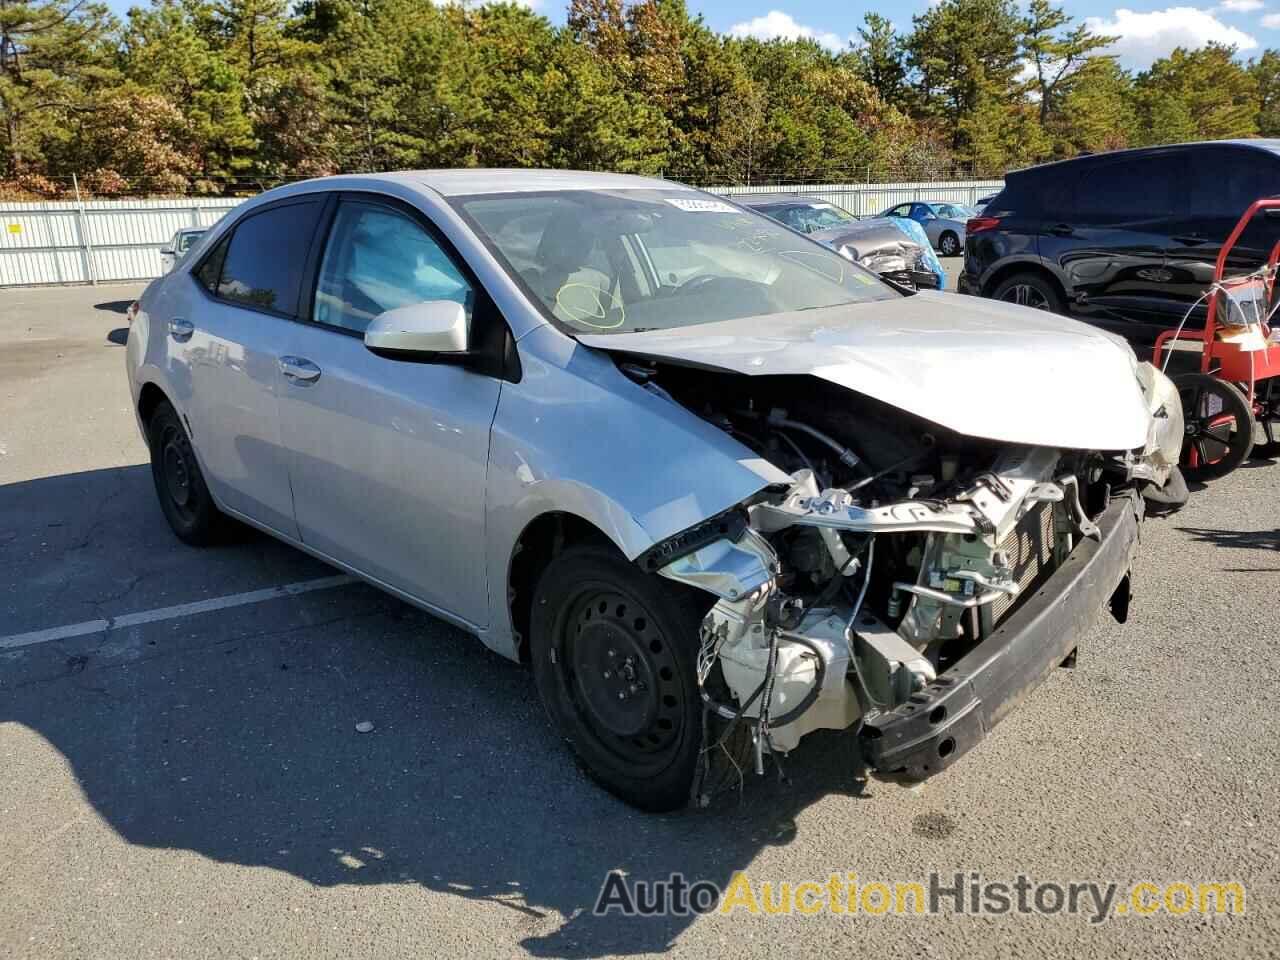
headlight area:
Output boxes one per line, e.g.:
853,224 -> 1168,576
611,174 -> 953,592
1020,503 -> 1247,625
652,441 -> 1142,789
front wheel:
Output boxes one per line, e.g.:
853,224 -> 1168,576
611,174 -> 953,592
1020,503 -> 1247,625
529,544 -> 709,811
939,231 -> 960,257
1175,373 -> 1255,479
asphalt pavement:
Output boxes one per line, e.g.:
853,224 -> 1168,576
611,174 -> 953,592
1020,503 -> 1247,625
1,277 -> 1278,959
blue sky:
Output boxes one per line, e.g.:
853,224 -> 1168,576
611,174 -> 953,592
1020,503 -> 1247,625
103,0 -> 1279,70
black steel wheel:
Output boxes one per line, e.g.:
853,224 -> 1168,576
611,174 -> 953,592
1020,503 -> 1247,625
991,271 -> 1064,313
1175,373 -> 1255,479
147,400 -> 226,545
529,544 -> 707,811
939,231 -> 961,257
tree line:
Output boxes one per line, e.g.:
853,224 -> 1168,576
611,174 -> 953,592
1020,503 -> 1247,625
3,0 -> 1279,197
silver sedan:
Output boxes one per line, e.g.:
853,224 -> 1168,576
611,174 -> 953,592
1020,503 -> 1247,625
877,201 -> 976,256
126,171 -> 1182,810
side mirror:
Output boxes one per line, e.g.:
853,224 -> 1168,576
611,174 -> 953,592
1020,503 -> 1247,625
159,246 -> 174,256
364,300 -> 468,358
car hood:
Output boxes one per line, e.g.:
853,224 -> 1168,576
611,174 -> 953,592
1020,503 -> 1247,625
806,219 -> 919,258
578,291 -> 1151,451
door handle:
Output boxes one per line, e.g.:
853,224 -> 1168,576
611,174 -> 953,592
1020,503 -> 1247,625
279,356 -> 322,384
1048,223 -> 1074,237
1172,235 -> 1208,245
168,318 -> 194,341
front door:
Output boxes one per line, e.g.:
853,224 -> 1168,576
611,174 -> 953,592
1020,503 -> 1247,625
276,196 -> 502,626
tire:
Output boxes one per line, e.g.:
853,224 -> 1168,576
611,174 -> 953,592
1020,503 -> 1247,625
991,271 -> 1065,313
147,400 -> 227,545
939,231 -> 960,257
1142,464 -> 1188,515
529,544 -> 713,811
1174,373 -> 1255,479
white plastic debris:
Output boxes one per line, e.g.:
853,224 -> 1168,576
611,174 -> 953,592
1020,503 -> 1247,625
355,720 -> 375,734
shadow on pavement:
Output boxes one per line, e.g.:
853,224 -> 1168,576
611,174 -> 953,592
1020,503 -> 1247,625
1176,525 -> 1279,551
94,300 -> 133,314
1,466 -> 877,957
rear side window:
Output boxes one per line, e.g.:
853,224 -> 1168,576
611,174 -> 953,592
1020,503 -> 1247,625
1185,148 -> 1280,221
195,236 -> 228,292
214,200 -> 322,316
1071,155 -> 1178,222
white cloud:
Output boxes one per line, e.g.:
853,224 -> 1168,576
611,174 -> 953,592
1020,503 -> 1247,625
1086,7 -> 1258,68
1264,11 -> 1280,24
728,11 -> 850,52
1217,0 -> 1263,10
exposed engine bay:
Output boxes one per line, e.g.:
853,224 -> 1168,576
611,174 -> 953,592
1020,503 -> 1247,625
623,362 -> 1183,784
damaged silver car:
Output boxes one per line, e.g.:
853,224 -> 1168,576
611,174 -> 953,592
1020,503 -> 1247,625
126,171 -> 1185,812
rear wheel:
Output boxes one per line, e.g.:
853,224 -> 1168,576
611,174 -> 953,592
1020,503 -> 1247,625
529,544 -> 709,811
939,231 -> 960,257
1175,373 -> 1255,479
992,272 -> 1064,313
147,400 -> 227,545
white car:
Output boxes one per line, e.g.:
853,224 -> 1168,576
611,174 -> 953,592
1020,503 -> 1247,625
126,170 -> 1185,810
159,228 -> 206,274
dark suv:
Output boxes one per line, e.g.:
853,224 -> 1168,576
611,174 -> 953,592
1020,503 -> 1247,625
960,140 -> 1280,345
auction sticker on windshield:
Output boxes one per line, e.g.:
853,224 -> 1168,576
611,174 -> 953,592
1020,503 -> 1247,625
664,198 -> 738,213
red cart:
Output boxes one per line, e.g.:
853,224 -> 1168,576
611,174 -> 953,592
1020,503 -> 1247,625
1152,197 -> 1280,478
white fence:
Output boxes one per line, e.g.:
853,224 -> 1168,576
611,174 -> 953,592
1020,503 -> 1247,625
0,178 -> 1004,287
0,197 -> 240,287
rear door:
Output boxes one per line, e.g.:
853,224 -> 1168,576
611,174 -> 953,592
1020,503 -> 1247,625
1039,153 -> 1178,340
275,194 -> 502,625
181,197 -> 325,536
1164,145 -> 1280,329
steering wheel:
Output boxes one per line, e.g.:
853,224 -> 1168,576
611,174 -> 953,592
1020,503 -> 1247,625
674,274 -> 721,295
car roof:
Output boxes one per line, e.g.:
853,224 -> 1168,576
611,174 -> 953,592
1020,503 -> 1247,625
1010,138 -> 1280,179
308,168 -> 693,198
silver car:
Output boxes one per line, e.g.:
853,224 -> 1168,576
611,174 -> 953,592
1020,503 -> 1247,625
126,171 -> 1184,811
877,201 -> 976,256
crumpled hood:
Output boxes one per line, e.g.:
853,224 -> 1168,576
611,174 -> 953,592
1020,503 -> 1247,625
806,219 -> 919,259
578,291 -> 1151,451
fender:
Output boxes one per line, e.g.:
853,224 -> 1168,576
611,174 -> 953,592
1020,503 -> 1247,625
477,325 -> 789,659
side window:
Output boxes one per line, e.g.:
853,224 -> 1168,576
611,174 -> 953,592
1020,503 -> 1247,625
1076,156 -> 1176,223
888,203 -> 911,217
313,201 -> 474,334
216,200 -> 322,315
1185,149 -> 1279,222
195,234 -> 229,293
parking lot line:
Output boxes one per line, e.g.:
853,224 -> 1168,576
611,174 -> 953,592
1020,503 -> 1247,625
0,574 -> 357,652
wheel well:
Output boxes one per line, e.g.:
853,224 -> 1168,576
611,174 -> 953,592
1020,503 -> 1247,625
981,261 -> 1067,303
508,513 -> 615,664
137,382 -> 169,429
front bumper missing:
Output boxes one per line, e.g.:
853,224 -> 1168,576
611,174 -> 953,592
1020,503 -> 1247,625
859,492 -> 1143,781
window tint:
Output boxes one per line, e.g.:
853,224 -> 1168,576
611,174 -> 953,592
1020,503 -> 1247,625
1075,155 -> 1177,222
313,201 -> 473,334
216,200 -> 322,315
195,235 -> 229,293
1185,148 -> 1280,220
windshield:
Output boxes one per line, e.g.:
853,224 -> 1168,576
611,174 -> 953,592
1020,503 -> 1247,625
176,231 -> 204,254
452,189 -> 897,336
771,201 -> 857,234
